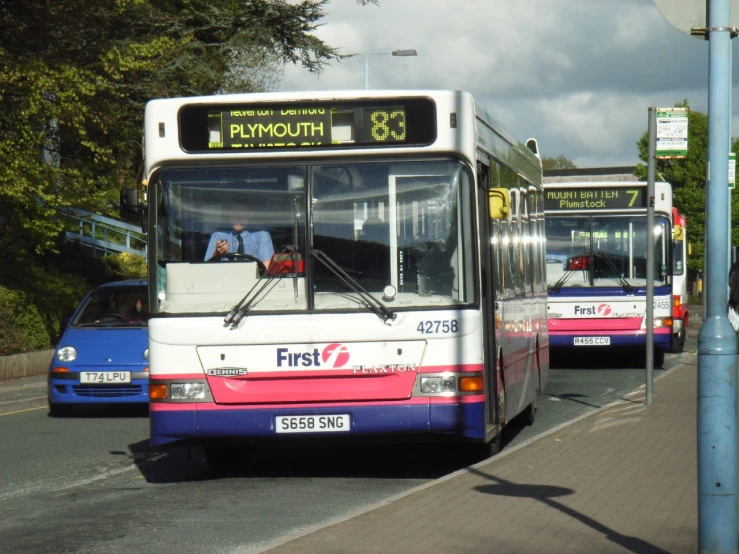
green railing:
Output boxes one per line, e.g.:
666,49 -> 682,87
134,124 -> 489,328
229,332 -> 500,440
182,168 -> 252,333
61,208 -> 147,257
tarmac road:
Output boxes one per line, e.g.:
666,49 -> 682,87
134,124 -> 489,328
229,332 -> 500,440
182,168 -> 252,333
0,344 -> 690,554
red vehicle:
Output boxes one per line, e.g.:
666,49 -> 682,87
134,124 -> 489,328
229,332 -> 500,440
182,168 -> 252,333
671,208 -> 688,352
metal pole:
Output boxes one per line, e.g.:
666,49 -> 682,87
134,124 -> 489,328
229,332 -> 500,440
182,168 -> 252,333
364,53 -> 369,90
698,0 -> 738,551
646,108 -> 656,405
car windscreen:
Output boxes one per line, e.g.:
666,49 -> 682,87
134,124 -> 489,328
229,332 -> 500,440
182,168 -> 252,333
72,286 -> 149,327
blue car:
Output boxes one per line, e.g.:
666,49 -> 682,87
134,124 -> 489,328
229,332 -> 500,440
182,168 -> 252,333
48,279 -> 149,416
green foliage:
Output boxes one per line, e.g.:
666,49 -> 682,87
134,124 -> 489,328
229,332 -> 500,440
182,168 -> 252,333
633,102 -> 735,276
0,287 -> 52,355
100,252 -> 147,280
0,0 -> 360,355
542,155 -> 577,171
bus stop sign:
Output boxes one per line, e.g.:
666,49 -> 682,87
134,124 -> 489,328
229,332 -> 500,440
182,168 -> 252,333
653,0 -> 739,38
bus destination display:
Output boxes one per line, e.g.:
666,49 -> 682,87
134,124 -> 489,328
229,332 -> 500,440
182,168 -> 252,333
544,187 -> 646,211
178,98 -> 436,152
211,106 -> 405,149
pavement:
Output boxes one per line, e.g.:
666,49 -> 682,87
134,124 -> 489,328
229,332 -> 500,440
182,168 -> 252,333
253,352 -> 704,554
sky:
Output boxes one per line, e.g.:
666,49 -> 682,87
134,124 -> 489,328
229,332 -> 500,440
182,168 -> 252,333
278,0 -> 739,169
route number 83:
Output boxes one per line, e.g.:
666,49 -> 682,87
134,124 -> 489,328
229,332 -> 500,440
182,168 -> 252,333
370,109 -> 406,142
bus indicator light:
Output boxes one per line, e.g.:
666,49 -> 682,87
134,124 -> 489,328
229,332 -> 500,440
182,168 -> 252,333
149,384 -> 167,400
459,376 -> 484,392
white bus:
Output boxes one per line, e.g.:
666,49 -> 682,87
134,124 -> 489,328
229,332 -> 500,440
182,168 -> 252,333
138,90 -> 549,469
544,181 -> 673,366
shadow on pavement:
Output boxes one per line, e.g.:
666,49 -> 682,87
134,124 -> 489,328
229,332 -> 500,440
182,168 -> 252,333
470,467 -> 671,554
125,438 -> 490,484
550,349 -> 667,370
125,412 -> 536,484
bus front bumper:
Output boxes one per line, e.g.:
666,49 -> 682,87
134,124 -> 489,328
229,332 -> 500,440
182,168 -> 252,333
149,399 -> 487,446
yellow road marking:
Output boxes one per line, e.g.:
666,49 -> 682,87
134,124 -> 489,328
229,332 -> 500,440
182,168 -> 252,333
0,405 -> 48,417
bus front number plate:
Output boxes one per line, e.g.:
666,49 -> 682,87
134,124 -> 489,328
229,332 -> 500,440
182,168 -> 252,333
573,337 -> 611,346
275,415 -> 351,433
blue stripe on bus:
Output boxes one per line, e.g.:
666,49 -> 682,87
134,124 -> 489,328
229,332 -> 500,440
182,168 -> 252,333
549,334 -> 671,349
548,285 -> 672,297
149,401 -> 487,446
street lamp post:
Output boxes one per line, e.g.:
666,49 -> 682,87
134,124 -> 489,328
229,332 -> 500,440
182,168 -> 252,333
364,49 -> 417,90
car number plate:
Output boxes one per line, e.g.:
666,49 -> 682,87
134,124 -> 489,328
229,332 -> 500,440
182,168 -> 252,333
275,414 -> 351,434
573,337 -> 611,346
80,371 -> 131,384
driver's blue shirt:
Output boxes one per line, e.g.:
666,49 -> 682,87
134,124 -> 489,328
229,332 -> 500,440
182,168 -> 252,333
204,229 -> 274,262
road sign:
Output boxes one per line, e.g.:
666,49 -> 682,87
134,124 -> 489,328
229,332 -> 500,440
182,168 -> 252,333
655,107 -> 688,159
730,153 -> 736,189
653,0 -> 739,39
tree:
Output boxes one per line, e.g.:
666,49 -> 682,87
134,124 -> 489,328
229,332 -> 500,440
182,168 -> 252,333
634,101 -> 739,277
541,155 -> 577,171
0,0 -> 367,352
0,0 -> 352,258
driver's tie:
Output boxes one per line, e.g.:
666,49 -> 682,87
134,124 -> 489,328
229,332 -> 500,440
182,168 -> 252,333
236,234 -> 245,254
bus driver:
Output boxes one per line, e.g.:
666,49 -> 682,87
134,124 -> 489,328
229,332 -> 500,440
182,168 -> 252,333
204,206 -> 274,267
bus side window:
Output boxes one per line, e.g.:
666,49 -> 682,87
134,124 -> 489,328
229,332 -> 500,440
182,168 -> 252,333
509,188 -> 524,297
500,219 -> 515,297
521,188 -> 534,296
491,219 -> 502,298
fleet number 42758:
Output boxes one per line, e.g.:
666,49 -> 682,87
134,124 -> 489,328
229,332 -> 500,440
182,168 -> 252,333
417,320 -> 459,334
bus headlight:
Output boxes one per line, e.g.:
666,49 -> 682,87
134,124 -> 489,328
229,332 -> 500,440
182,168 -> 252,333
170,383 -> 206,399
420,376 -> 456,393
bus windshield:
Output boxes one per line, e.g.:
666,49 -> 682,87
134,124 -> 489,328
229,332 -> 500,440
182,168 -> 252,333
545,214 -> 671,289
153,160 -> 475,314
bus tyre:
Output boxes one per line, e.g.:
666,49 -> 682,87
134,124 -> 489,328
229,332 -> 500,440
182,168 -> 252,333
671,328 -> 686,353
654,350 -> 665,368
468,436 -> 500,461
203,447 -> 241,472
521,400 -> 537,426
48,403 -> 74,417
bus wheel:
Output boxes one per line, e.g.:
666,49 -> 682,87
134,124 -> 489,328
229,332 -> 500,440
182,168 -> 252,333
203,446 -> 242,472
467,436 -> 500,461
521,399 -> 537,426
654,350 -> 665,368
674,328 -> 686,353
520,369 -> 539,426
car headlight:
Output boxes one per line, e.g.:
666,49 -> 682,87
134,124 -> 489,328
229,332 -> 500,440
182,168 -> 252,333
57,346 -> 77,362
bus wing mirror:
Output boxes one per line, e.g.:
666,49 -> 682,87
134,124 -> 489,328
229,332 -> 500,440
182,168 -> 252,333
120,187 -> 140,215
488,188 -> 510,219
688,243 -> 694,256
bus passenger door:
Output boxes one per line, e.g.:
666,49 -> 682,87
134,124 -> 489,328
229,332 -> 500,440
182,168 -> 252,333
486,184 -> 510,430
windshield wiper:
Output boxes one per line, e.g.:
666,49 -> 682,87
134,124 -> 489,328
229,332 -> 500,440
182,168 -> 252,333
548,269 -> 577,294
548,253 -> 588,293
224,247 -> 292,327
592,251 -> 635,292
312,249 -> 395,323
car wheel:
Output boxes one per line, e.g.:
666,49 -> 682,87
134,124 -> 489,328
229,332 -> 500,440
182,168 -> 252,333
49,403 -> 74,417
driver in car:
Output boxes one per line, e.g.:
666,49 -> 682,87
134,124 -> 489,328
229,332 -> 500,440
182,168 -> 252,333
204,215 -> 274,268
